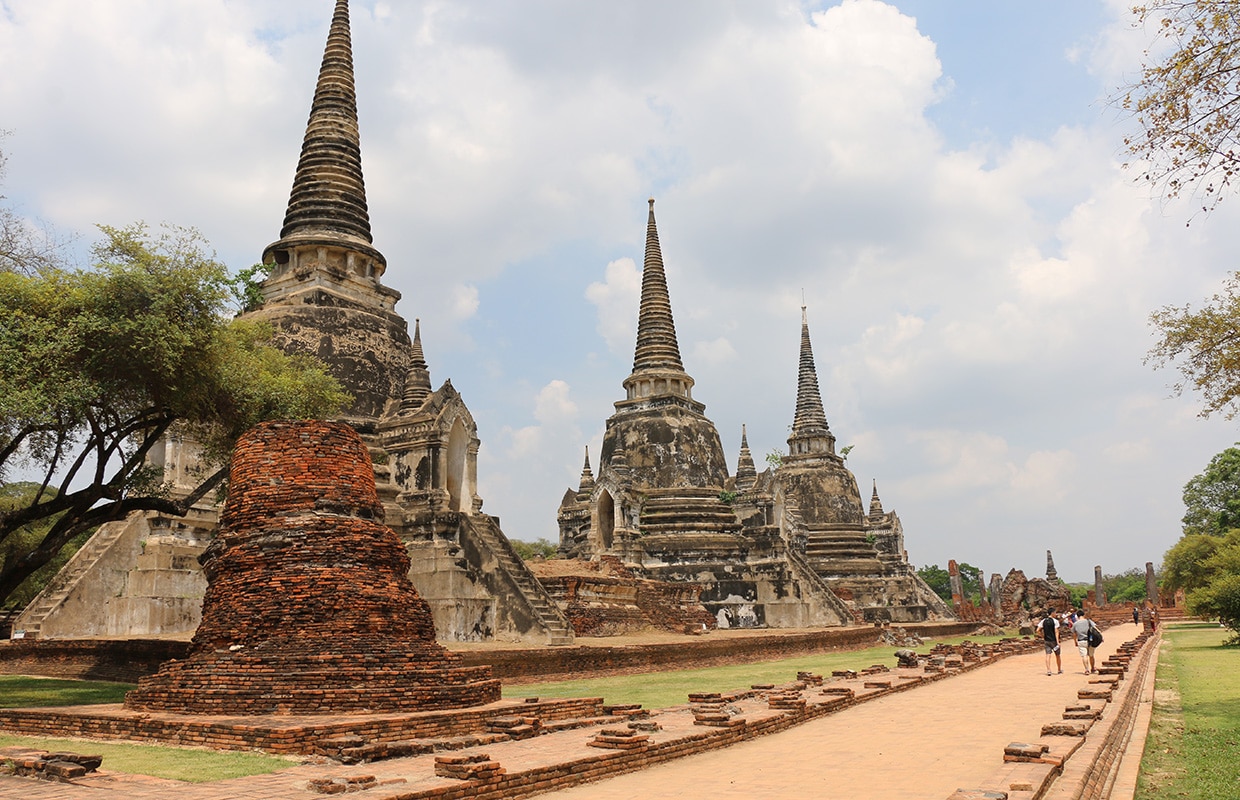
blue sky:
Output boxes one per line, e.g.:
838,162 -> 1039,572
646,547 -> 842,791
2,0 -> 1236,584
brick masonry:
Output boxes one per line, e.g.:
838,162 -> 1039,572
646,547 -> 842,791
123,420 -> 500,715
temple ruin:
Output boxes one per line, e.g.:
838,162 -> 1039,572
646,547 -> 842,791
126,421 -> 500,714
13,0 -> 571,646
556,203 -> 948,625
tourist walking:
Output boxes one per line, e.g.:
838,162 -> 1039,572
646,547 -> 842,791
1071,609 -> 1099,674
1038,610 -> 1062,675
1132,606 -> 1139,625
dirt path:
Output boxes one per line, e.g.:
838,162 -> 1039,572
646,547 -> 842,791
543,628 -> 1140,799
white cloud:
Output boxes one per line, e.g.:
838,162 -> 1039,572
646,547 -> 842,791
586,257 -> 641,357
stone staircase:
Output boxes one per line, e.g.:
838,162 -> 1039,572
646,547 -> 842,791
780,506 -> 856,625
461,515 -> 574,646
12,513 -> 143,639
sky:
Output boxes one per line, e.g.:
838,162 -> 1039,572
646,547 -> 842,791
2,0 -> 1237,585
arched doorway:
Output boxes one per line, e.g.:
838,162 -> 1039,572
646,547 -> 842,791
597,490 -> 615,551
446,418 -> 470,512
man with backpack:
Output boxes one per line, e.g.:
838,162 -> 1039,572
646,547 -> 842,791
1039,610 -> 1062,675
1072,609 -> 1102,674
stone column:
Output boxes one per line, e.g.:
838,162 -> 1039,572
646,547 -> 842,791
1046,550 -> 1058,582
948,559 -> 964,609
1094,565 -> 1105,608
976,566 -> 988,606
1145,561 -> 1159,606
989,574 -> 1002,616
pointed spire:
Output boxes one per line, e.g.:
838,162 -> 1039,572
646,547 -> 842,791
787,305 -> 836,459
735,424 -> 757,490
869,479 -> 884,517
619,199 -> 699,408
631,198 -> 684,374
1046,550 -> 1059,583
400,319 -> 432,411
262,0 -> 384,270
577,446 -> 596,498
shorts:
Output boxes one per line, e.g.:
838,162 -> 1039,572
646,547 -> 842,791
1078,642 -> 1095,658
1043,641 -> 1060,654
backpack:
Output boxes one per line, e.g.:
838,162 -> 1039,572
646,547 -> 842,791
1042,617 -> 1056,639
1087,624 -> 1103,648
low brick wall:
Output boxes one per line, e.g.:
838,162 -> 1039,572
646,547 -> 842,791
0,639 -> 189,683
460,622 -> 977,684
0,622 -> 978,685
0,696 -> 605,754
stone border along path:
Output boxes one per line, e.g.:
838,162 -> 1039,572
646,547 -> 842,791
0,624 -> 1158,800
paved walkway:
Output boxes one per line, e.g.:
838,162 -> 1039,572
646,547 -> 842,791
0,623 -> 1153,800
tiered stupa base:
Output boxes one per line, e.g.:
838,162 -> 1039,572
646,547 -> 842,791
125,420 -> 499,715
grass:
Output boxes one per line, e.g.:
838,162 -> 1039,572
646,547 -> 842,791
0,675 -> 134,707
1136,622 -> 1240,800
503,633 -> 1008,710
0,734 -> 296,782
0,675 -> 294,781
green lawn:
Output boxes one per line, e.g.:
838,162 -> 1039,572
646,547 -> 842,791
503,634 -> 1007,710
0,675 -> 133,707
1136,622 -> 1240,800
0,675 -> 293,781
0,734 -> 295,782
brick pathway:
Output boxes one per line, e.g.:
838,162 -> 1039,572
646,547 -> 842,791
0,623 -> 1155,800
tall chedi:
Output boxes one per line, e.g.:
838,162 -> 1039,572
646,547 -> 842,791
557,202 -> 850,630
249,0 -> 410,422
775,307 -> 950,622
599,198 -> 731,490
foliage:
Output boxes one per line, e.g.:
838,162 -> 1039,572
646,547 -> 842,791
1118,1 -> 1240,212
0,483 -> 91,609
718,490 -> 738,505
764,450 -> 783,469
917,563 -> 983,604
1147,279 -> 1240,419
0,675 -> 133,707
1136,624 -> 1240,797
918,564 -> 950,601
511,537 -> 557,560
0,222 -> 349,606
839,444 -> 853,461
1179,445 -> 1240,532
227,262 -> 271,314
1163,532 -> 1230,591
1066,583 -> 1090,608
1163,529 -> 1240,635
1188,572 -> 1240,639
1103,568 -> 1150,603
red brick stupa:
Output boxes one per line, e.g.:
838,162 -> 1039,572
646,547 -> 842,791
125,420 -> 500,714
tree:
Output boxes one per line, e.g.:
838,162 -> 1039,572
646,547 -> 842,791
0,483 -> 91,608
511,538 -> 558,561
1179,445 -> 1240,533
1148,280 -> 1240,419
1118,1 -> 1240,212
917,564 -> 951,603
1188,571 -> 1240,642
1102,568 -> 1149,603
0,222 -> 349,606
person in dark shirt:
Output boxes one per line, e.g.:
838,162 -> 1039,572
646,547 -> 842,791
1038,610 -> 1062,675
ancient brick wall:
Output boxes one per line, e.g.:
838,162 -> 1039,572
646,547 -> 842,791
124,420 -> 499,715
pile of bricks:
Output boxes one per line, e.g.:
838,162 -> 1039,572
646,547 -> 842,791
307,774 -> 379,794
1,750 -> 101,782
124,421 -> 500,716
588,727 -> 650,750
434,753 -> 505,781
